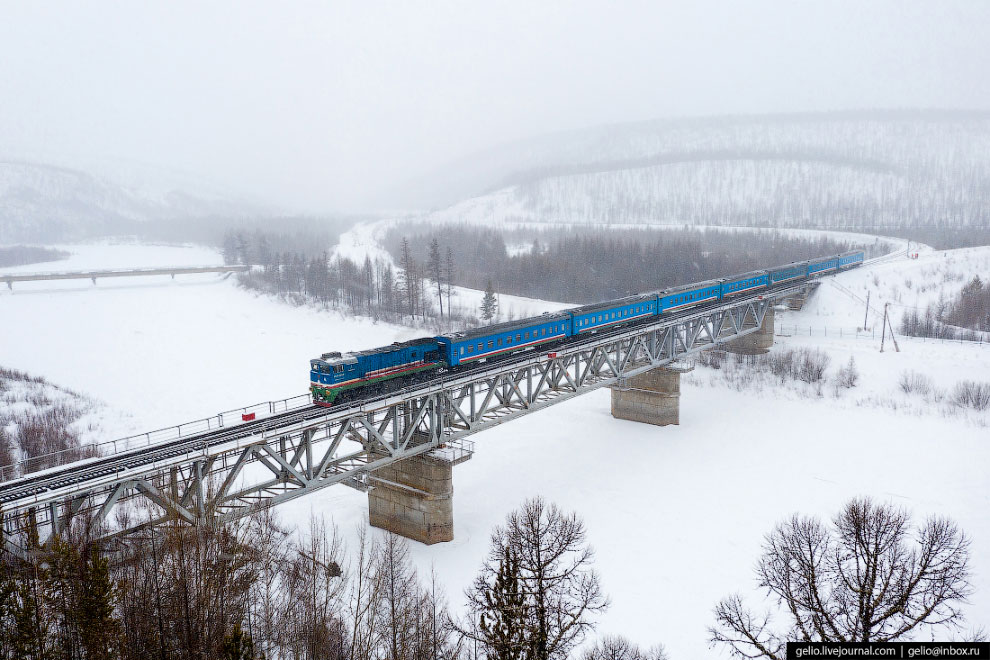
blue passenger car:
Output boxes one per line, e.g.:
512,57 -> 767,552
658,280 -> 721,314
768,261 -> 809,285
568,293 -> 658,335
719,270 -> 769,299
310,338 -> 441,406
807,255 -> 839,278
838,250 -> 865,270
437,312 -> 572,367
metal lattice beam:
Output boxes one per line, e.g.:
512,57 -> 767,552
1,291 -> 783,557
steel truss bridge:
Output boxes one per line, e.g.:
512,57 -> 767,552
0,283 -> 806,558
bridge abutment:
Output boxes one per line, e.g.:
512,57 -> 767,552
368,452 -> 454,544
610,366 -> 684,426
724,305 -> 774,355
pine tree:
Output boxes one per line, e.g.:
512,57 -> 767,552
481,280 -> 498,323
0,552 -> 17,658
12,567 -> 48,660
221,623 -> 256,660
477,546 -> 526,660
77,549 -> 122,660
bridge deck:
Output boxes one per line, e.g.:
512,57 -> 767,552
2,264 -> 249,286
0,280 -> 813,555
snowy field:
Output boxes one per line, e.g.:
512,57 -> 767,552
2,241 -> 989,657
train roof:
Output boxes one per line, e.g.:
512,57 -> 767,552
314,337 -> 438,365
839,249 -> 864,257
440,311 -> 572,341
660,279 -> 723,295
567,292 -> 657,316
768,260 -> 809,272
719,269 -> 768,282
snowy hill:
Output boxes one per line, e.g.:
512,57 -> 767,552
0,160 -> 264,243
396,110 -> 990,232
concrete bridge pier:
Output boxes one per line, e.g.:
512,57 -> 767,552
724,305 -> 775,355
610,365 -> 690,426
368,450 -> 460,544
781,282 -> 819,310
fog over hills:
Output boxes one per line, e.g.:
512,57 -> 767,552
0,159 -> 268,243
401,110 -> 990,232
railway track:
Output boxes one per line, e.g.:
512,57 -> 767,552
0,275 -> 838,509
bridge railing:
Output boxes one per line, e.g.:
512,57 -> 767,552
0,392 -> 313,483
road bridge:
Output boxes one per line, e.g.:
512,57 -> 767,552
2,264 -> 249,289
0,281 -> 809,557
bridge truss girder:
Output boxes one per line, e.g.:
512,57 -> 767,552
2,296 -> 773,557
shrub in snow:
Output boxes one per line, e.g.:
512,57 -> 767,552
0,367 -> 97,479
952,380 -> 990,411
899,370 -> 933,396
836,356 -> 859,388
797,349 -> 830,384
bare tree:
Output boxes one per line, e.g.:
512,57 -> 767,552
465,497 -> 609,660
581,634 -> 669,660
428,237 -> 444,321
710,497 -> 975,660
444,246 -> 456,321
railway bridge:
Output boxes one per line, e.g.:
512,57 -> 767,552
0,281 -> 815,557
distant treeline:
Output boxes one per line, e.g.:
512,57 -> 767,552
899,275 -> 990,341
869,225 -> 990,251
0,245 -> 69,268
383,224 -> 888,304
221,228 -> 470,327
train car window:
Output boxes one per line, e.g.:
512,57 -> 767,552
467,346 -> 473,354
460,347 -> 465,356
497,338 -> 502,347
525,331 -> 530,339
541,328 -> 546,336
333,365 -> 344,374
488,341 -> 494,349
516,334 -> 521,341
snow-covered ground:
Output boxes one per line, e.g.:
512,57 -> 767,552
2,242 -> 988,657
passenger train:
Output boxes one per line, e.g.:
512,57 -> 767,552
310,250 -> 865,406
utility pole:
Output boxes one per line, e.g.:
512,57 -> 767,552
887,307 -> 901,352
863,290 -> 870,330
880,303 -> 888,352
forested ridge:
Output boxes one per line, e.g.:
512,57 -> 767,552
383,225 -> 888,304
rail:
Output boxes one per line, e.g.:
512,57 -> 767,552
0,393 -> 313,482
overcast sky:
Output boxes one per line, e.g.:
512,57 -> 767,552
1,1 -> 988,212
